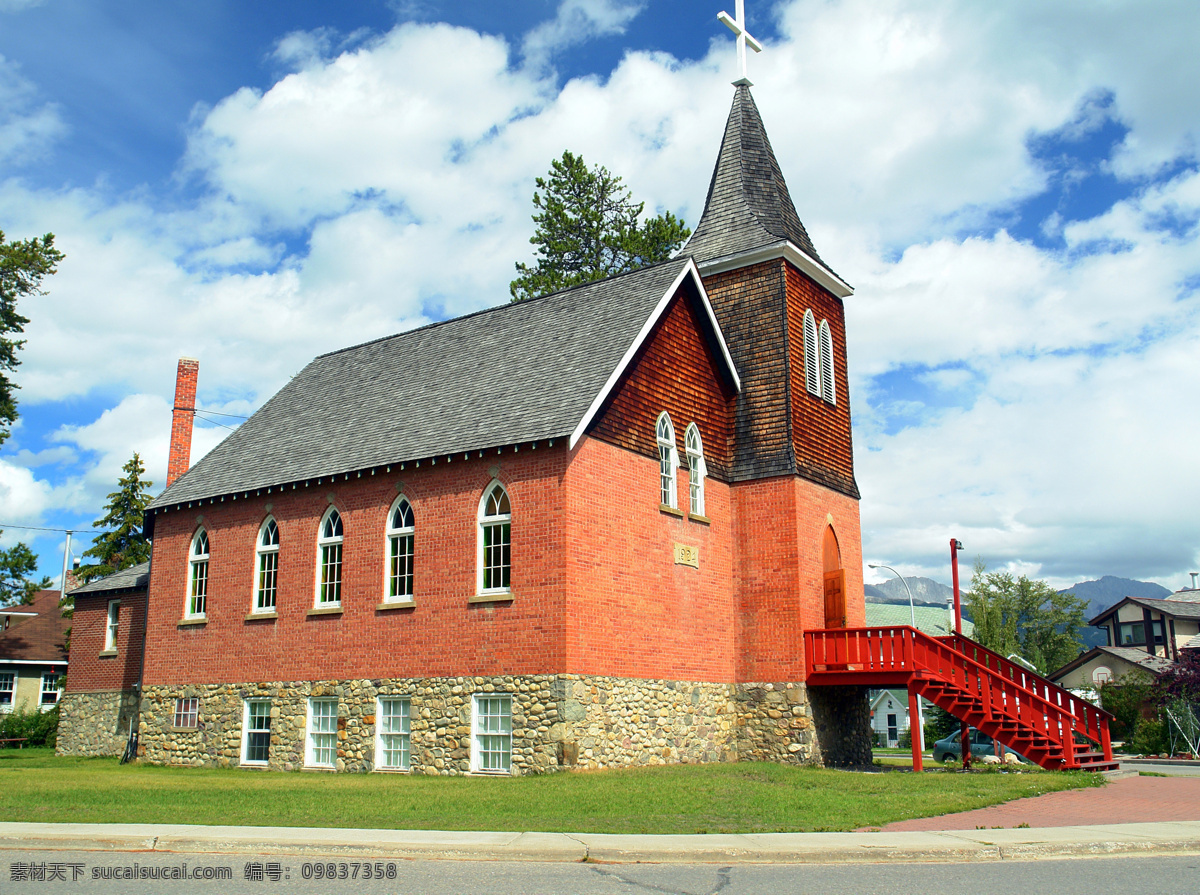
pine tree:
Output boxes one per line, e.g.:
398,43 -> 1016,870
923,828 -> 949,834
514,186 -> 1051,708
0,539 -> 40,607
509,151 -> 691,301
0,230 -> 64,444
77,453 -> 154,583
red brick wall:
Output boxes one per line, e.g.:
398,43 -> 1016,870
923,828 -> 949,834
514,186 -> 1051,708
784,264 -> 858,497
167,358 -> 199,487
562,436 -> 738,681
732,474 -> 864,681
588,285 -> 735,478
142,447 -> 570,686
66,591 -> 146,692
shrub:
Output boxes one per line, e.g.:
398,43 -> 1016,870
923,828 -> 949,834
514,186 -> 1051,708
1129,717 -> 1168,756
898,728 -> 912,749
0,705 -> 59,748
1099,672 -> 1154,741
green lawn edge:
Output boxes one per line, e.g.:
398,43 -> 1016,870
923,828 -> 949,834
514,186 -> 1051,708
0,749 -> 1102,834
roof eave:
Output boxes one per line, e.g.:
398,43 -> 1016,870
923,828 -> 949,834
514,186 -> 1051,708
567,260 -> 741,450
697,240 -> 853,298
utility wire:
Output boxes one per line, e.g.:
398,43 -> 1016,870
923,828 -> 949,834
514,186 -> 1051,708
0,523 -> 77,533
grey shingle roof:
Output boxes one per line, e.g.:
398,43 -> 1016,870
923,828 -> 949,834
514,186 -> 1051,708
69,561 -> 151,596
683,85 -> 836,279
1099,646 -> 1175,674
150,258 -> 708,510
1089,595 -> 1200,625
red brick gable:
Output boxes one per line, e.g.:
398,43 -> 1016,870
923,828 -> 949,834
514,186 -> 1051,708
785,263 -> 858,498
586,282 -> 736,479
65,590 -> 146,692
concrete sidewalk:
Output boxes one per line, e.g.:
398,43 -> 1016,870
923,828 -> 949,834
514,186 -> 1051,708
1,820 -> 1199,864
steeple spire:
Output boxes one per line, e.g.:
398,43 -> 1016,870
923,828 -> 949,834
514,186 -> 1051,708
683,86 -> 838,285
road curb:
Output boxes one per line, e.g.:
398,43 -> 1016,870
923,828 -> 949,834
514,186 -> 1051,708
2,821 -> 1199,864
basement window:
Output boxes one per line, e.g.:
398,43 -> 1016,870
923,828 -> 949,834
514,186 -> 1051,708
471,694 -> 511,774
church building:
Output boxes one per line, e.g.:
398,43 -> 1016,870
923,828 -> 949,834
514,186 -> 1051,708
59,80 -> 871,774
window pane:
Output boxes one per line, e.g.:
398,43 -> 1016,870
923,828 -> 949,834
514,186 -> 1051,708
378,698 -> 411,770
389,533 -> 414,598
190,560 -> 208,615
321,543 -> 342,603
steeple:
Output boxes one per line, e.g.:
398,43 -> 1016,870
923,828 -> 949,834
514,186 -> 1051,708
684,86 -> 845,295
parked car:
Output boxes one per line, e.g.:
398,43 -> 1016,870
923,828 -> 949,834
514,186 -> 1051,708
932,728 -> 1027,763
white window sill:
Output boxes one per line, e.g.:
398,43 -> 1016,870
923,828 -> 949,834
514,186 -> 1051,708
469,592 -> 514,604
246,611 -> 278,621
239,761 -> 269,769
178,616 -> 207,627
377,599 -> 416,611
373,766 -> 412,774
98,649 -> 118,658
302,765 -> 337,772
307,605 -> 343,617
659,503 -> 684,517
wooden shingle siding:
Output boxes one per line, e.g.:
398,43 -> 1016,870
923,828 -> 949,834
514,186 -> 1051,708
587,285 -> 736,479
785,264 -> 859,499
701,260 -> 795,481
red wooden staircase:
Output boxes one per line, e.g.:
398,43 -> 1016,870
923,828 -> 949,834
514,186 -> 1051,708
805,626 -> 1117,772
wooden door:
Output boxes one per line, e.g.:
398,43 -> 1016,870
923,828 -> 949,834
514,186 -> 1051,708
824,568 -> 847,629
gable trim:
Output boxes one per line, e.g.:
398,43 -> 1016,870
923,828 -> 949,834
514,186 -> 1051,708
697,240 -> 853,298
568,260 -> 741,450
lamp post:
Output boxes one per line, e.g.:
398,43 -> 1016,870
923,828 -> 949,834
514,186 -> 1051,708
868,563 -> 924,757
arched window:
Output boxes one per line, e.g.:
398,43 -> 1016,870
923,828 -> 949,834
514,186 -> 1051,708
187,529 -> 209,618
819,319 -> 836,405
254,517 -> 279,613
684,423 -> 706,517
803,309 -> 820,397
316,508 -> 343,606
478,482 -> 511,595
386,497 -> 415,602
656,412 -> 679,509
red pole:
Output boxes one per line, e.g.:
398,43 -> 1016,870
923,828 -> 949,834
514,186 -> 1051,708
950,538 -> 963,636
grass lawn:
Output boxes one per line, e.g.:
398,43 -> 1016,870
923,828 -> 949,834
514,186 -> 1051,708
0,749 -> 1103,834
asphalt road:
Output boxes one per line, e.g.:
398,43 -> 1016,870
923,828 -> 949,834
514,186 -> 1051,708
5,851 -> 1199,895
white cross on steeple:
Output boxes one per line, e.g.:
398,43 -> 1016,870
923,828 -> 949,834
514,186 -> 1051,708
718,0 -> 763,87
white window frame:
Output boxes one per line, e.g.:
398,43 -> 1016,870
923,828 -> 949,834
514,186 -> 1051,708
384,497 -> 415,604
187,528 -> 209,618
375,696 -> 411,771
0,671 -> 13,711
656,412 -> 679,509
684,423 -> 706,517
173,697 -> 199,729
818,319 -> 836,405
306,697 -> 338,768
104,600 -> 120,651
803,308 -> 820,397
477,482 -> 512,596
253,516 -> 280,613
471,693 -> 512,774
40,671 -> 60,708
241,699 -> 271,766
315,507 -> 343,607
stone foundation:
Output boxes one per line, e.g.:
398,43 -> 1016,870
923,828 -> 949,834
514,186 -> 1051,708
136,676 -> 869,774
56,689 -> 142,757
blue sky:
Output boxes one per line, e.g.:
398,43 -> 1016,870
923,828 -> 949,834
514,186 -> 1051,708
1,0 -> 1198,594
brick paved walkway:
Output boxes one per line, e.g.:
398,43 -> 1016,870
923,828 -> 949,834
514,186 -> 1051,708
881,775 -> 1200,831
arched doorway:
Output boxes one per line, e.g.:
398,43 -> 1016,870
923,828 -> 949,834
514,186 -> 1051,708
822,524 -> 847,629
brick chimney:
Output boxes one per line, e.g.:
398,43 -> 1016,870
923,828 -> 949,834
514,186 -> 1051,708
166,357 -> 199,487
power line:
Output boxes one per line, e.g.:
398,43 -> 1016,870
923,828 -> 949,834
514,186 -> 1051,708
193,409 -> 249,420
0,523 -> 77,534
193,413 -> 238,431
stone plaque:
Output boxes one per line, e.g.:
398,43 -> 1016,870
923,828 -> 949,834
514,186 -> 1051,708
674,543 -> 699,568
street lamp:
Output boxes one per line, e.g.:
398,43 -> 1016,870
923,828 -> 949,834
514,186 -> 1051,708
868,563 -> 924,754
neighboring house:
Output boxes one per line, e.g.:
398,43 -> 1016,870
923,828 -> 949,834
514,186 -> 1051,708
0,589 -> 69,714
58,84 -> 873,775
1049,645 -> 1175,693
869,689 -> 911,746
864,602 -> 975,639
57,563 -> 149,756
1087,595 -> 1200,663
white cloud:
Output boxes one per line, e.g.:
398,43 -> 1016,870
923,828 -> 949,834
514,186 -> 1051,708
522,0 -> 645,66
0,0 -> 47,12
0,54 -> 65,165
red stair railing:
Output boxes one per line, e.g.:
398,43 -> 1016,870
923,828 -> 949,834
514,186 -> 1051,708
805,626 -> 1114,770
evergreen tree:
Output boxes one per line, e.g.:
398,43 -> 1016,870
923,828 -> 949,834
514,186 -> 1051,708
965,561 -> 1087,673
510,151 -> 691,301
0,538 -> 40,606
0,230 -> 64,444
77,453 -> 154,583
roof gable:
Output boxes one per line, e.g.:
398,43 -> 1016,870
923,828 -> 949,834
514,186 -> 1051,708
0,590 -> 69,664
1090,595 -> 1200,625
69,561 -> 150,596
150,259 -> 736,511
